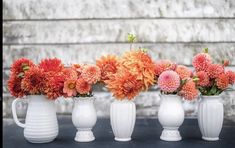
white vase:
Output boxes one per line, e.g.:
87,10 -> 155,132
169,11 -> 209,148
158,94 -> 184,141
110,99 -> 136,142
12,95 -> 58,143
198,95 -> 224,141
72,97 -> 97,142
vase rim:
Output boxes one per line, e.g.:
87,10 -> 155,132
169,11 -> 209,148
201,95 -> 221,99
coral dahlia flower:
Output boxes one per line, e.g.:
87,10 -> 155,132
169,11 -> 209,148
175,65 -> 192,79
192,53 -> 212,72
207,64 -> 224,78
81,65 -> 101,84
7,76 -> 25,98
121,50 -> 155,90
62,68 -> 78,80
39,58 -> 64,73
179,79 -> 198,100
10,58 -> 35,77
226,70 -> 235,85
72,64 -> 82,76
216,73 -> 229,90
154,60 -> 177,76
63,79 -> 77,97
158,70 -> 180,93
96,55 -> 120,81
44,72 -> 65,99
194,71 -> 210,87
76,78 -> 91,94
21,66 -> 45,95
105,68 -> 143,100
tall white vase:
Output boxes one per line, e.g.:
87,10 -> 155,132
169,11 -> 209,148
158,94 -> 184,141
198,95 -> 224,141
72,97 -> 97,142
12,95 -> 58,143
110,99 -> 136,142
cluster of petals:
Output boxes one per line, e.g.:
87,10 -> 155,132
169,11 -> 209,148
105,68 -> 143,100
192,53 -> 212,72
10,58 -> 35,77
154,60 -> 177,76
175,65 -> 192,79
121,50 -> 156,90
76,78 -> 91,94
96,55 -> 120,81
158,70 -> 180,93
194,71 -> 210,87
216,73 -> 229,90
81,65 -> 101,84
179,79 -> 198,101
7,76 -> 25,98
226,70 -> 235,85
207,64 -> 224,78
63,79 -> 77,97
39,58 -> 64,73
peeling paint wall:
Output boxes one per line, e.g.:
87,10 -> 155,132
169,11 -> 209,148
3,0 -> 235,119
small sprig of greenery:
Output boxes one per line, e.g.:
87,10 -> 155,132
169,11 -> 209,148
127,33 -> 136,50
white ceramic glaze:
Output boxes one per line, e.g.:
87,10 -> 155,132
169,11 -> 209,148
158,94 -> 184,141
110,99 -> 136,142
198,95 -> 224,141
12,95 -> 58,143
72,97 -> 97,142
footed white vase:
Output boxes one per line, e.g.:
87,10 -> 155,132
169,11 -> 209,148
12,95 -> 58,143
158,94 -> 184,141
198,95 -> 224,141
110,99 -> 136,142
72,97 -> 97,142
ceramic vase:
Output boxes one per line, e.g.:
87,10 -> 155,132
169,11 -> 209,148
198,95 -> 224,141
12,95 -> 58,143
72,97 -> 97,142
158,94 -> 184,141
110,99 -> 136,142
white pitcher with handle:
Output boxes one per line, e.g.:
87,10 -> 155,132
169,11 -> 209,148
12,95 -> 59,143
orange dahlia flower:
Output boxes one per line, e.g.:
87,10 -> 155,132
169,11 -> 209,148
39,58 -> 64,73
72,64 -> 82,76
10,58 -> 35,77
81,65 -> 101,84
194,71 -> 210,87
62,68 -> 78,80
105,68 -> 143,100
76,78 -> 91,94
179,79 -> 198,101
175,65 -> 192,79
207,64 -> 224,78
21,66 -> 45,95
63,79 -> 77,97
226,70 -> 235,85
44,72 -> 66,99
7,76 -> 25,98
192,53 -> 212,72
96,55 -> 120,81
120,50 -> 155,90
216,73 -> 229,90
154,60 -> 177,76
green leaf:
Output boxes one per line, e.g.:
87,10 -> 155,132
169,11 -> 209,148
141,48 -> 148,52
127,33 -> 136,43
204,48 -> 209,53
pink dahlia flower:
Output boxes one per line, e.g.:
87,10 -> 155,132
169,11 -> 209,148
207,64 -> 224,79
192,53 -> 212,72
158,70 -> 180,93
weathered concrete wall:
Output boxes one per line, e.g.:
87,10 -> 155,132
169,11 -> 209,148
3,0 -> 235,120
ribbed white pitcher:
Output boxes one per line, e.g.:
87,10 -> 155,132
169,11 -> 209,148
198,95 -> 224,141
110,99 -> 136,142
12,95 -> 58,143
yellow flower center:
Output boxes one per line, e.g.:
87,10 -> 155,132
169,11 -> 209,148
68,83 -> 75,89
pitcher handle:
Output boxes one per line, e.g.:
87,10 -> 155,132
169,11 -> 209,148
12,99 -> 27,128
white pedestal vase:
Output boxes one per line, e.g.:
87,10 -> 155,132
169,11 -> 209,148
198,95 -> 224,141
110,99 -> 136,142
12,95 -> 58,143
72,97 -> 97,142
158,94 -> 185,141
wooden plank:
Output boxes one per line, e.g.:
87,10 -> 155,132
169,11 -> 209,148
3,0 -> 235,20
3,43 -> 235,68
3,19 -> 235,44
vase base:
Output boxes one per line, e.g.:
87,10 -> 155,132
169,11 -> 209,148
202,136 -> 219,141
74,130 -> 95,142
160,129 -> 182,141
114,137 -> 131,142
